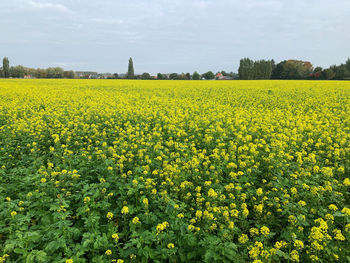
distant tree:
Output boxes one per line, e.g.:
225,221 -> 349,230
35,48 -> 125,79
63,70 -> 75,79
185,73 -> 191,80
178,73 -> 186,80
141,72 -> 151,80
0,67 -> 3,78
313,66 -> 323,73
157,73 -> 165,80
192,71 -> 200,80
35,68 -> 47,78
346,58 -> 350,72
3,57 -> 10,78
281,61 -> 298,79
112,73 -> 119,79
271,61 -> 286,79
169,73 -> 179,80
46,67 -> 64,78
320,68 -> 335,80
278,60 -> 313,79
307,66 -> 323,79
331,64 -> 350,80
10,65 -> 27,78
26,68 -> 36,77
252,60 -> 273,79
127,57 -> 135,79
271,59 -> 276,73
238,58 -> 254,79
202,71 -> 215,80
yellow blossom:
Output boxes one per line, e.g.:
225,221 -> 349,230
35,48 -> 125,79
238,234 -> 248,244
106,212 -> 113,220
341,207 -> 350,216
294,240 -> 304,249
167,243 -> 175,249
112,233 -> 119,241
328,204 -> 338,211
256,188 -> 263,196
121,206 -> 129,214
132,217 -> 140,224
260,226 -> 270,236
290,250 -> 299,262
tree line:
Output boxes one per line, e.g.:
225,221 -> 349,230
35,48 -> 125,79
1,56 -> 350,80
0,57 -> 75,79
238,58 -> 350,80
124,58 -> 229,80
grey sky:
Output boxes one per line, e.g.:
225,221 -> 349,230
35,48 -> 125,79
0,0 -> 349,74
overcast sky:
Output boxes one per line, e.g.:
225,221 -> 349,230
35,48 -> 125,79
0,0 -> 349,74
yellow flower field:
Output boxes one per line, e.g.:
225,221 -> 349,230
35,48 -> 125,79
0,79 -> 349,262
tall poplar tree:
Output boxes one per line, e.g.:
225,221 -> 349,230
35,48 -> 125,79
127,57 -> 135,79
3,57 -> 10,78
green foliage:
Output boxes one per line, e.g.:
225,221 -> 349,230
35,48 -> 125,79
63,71 -> 75,79
271,60 -> 313,79
238,58 -> 254,80
252,60 -> 273,79
192,71 -> 200,80
46,67 -> 64,78
141,73 -> 151,80
320,69 -> 335,80
157,73 -> 165,80
271,61 -> 286,79
330,64 -> 350,80
202,71 -> 215,80
239,58 -> 273,80
10,65 -> 27,78
169,73 -> 179,80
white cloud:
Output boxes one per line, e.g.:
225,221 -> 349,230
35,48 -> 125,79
28,1 -> 72,13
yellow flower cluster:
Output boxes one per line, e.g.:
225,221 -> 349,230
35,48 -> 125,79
106,212 -> 114,220
121,206 -> 129,214
0,255 -> 9,263
132,217 -> 141,224
156,221 -> 169,233
167,243 -> 175,249
260,226 -> 270,237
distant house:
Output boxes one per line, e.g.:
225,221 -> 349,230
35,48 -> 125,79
24,75 -> 35,79
216,73 -> 233,80
75,71 -> 98,78
74,72 -> 111,79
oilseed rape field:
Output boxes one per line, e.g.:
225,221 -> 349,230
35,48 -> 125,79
0,79 -> 350,263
